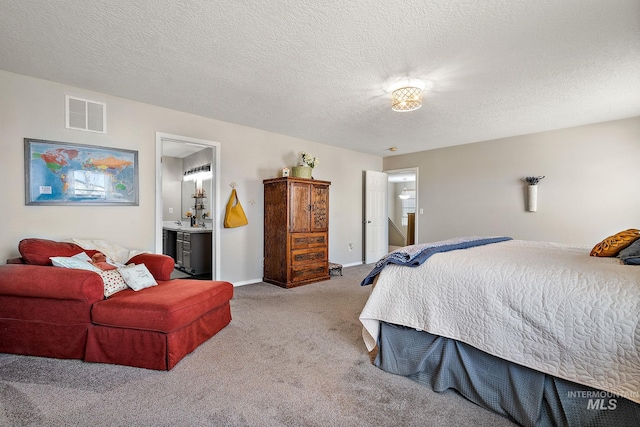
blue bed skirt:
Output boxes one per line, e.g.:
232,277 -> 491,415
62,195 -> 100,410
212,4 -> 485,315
375,322 -> 640,427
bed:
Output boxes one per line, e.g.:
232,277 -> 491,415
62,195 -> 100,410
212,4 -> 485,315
359,237 -> 640,426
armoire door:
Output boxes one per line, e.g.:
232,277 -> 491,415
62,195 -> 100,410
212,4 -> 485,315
290,182 -> 311,232
310,184 -> 329,232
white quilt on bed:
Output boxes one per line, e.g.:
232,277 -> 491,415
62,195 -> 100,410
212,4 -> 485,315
359,239 -> 640,404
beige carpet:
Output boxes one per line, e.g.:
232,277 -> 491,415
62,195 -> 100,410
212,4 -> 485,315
0,264 -> 515,426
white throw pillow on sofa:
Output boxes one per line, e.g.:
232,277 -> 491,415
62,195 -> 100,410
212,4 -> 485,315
50,256 -> 101,272
50,253 -> 129,298
118,264 -> 157,291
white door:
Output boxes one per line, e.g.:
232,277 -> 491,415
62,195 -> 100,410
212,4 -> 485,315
364,170 -> 388,264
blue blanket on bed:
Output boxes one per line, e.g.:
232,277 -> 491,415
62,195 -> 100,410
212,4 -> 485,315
360,236 -> 512,286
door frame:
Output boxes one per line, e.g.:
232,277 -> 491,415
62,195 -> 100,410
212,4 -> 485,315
384,167 -> 419,246
155,132 -> 221,280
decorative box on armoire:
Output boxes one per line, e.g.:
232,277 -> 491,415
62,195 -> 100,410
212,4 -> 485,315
263,177 -> 331,288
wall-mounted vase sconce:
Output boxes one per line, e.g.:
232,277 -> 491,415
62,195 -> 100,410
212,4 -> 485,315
522,176 -> 545,212
527,185 -> 538,212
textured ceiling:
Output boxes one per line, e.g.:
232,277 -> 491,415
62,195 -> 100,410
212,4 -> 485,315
1,0 -> 639,156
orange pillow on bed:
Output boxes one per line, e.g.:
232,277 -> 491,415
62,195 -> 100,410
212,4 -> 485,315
590,229 -> 640,257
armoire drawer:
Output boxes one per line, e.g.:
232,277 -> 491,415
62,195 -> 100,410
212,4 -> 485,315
290,232 -> 327,249
291,247 -> 327,265
290,264 -> 328,283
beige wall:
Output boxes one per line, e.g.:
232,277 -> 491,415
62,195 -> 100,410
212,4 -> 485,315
3,69 -> 637,280
384,117 -> 640,246
0,70 -> 382,283
162,156 -> 182,222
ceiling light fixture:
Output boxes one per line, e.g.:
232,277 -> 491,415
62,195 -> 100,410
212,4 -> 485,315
388,79 -> 425,112
399,179 -> 410,200
399,187 -> 410,200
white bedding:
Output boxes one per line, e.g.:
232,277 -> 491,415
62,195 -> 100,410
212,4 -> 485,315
359,239 -> 640,404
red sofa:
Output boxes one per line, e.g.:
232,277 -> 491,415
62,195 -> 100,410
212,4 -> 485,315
0,238 -> 233,370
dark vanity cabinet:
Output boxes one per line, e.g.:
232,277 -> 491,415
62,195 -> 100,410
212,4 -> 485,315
163,228 -> 212,276
162,229 -> 177,262
176,230 -> 212,275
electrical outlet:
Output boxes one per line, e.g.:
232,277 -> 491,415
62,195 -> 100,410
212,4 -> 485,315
419,208 -> 424,214
169,207 -> 174,214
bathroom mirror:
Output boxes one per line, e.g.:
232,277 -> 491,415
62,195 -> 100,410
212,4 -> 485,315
181,179 -> 210,220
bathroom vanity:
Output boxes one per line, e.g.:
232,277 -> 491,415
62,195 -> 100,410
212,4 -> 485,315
163,225 -> 212,276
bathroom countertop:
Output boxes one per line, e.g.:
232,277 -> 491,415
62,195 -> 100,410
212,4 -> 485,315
163,223 -> 212,233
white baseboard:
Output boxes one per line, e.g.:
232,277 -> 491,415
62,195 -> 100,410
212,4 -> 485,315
231,278 -> 263,287
342,261 -> 364,268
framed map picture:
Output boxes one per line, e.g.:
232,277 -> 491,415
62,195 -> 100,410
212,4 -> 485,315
25,138 -> 139,205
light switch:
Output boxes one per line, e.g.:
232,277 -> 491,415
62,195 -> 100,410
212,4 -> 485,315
419,208 -> 424,214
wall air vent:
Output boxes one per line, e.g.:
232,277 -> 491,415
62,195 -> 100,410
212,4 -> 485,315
65,95 -> 106,133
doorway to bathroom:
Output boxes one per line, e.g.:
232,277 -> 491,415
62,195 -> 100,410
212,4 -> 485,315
155,132 -> 221,280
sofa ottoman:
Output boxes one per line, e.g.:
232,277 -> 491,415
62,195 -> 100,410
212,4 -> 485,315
86,279 -> 233,370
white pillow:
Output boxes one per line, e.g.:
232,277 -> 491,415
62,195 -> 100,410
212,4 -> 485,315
50,256 -> 101,272
50,254 -> 129,297
71,252 -> 92,262
118,264 -> 157,291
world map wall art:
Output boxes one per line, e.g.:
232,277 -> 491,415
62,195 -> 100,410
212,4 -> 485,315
24,138 -> 139,205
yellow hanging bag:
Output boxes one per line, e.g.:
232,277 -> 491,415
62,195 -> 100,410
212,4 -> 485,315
224,189 -> 248,228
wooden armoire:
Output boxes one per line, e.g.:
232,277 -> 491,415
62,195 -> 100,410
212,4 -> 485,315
263,177 -> 330,288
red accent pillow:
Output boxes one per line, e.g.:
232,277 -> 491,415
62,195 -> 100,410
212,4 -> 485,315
18,238 -> 85,265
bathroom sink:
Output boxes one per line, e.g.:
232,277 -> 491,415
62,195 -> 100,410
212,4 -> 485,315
179,226 -> 211,232
163,224 -> 211,232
